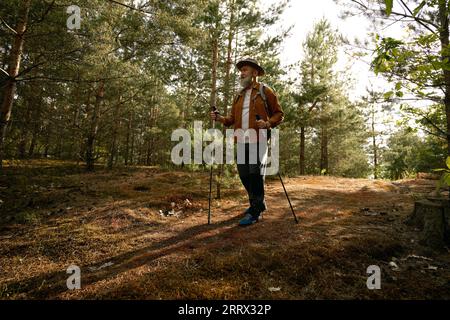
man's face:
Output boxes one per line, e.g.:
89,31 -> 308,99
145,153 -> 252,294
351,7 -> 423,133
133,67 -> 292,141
239,65 -> 258,88
240,65 -> 258,80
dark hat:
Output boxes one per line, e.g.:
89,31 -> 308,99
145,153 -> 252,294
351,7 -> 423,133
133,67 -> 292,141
236,57 -> 265,76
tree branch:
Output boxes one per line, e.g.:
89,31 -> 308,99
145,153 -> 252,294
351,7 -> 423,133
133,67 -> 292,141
350,0 -> 369,10
387,96 -> 443,103
16,75 -> 139,83
0,16 -> 17,35
350,0 -> 439,31
29,0 -> 56,27
389,11 -> 438,32
0,66 -> 9,77
14,47 -> 85,79
106,0 -> 153,16
384,69 -> 445,94
397,0 -> 438,33
308,99 -> 320,112
420,113 -> 449,138
420,126 -> 448,139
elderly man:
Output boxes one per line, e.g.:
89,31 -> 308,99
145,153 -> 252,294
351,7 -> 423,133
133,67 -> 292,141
210,58 -> 284,226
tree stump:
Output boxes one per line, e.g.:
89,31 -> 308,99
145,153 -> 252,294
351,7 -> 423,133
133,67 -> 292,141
406,198 -> 450,250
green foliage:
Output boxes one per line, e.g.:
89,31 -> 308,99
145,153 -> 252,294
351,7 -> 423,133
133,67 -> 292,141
433,156 -> 450,193
3,0 -> 446,185
289,18 -> 369,178
372,37 -> 404,75
372,0 -> 450,162
380,125 -> 444,180
384,0 -> 393,16
1,0 -> 205,167
15,210 -> 42,225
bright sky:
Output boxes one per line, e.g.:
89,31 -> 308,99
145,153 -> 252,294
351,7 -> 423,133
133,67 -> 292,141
259,0 -> 406,100
257,0 -> 429,144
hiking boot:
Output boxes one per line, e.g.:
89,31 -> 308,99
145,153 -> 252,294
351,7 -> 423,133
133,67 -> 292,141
239,213 -> 260,226
243,207 -> 266,220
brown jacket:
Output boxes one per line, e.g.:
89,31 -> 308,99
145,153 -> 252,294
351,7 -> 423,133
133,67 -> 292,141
222,81 -> 284,135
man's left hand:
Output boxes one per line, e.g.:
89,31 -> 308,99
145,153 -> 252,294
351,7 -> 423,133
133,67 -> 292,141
256,120 -> 270,129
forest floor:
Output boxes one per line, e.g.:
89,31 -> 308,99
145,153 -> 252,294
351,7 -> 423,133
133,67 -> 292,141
0,160 -> 449,299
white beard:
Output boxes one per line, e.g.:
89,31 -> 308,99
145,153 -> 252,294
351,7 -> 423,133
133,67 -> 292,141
240,76 -> 252,89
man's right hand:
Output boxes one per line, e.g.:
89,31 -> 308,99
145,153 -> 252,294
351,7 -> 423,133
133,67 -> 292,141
210,111 -> 223,123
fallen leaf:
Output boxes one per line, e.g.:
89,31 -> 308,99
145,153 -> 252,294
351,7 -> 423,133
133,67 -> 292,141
404,255 -> 433,261
389,261 -> 399,270
89,262 -> 114,272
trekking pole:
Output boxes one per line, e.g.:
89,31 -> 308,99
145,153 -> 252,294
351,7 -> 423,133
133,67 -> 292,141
278,172 -> 299,224
208,106 -> 219,225
256,115 -> 299,224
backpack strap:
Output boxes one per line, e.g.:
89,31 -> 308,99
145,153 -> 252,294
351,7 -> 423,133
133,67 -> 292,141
254,82 -> 271,118
254,83 -> 273,141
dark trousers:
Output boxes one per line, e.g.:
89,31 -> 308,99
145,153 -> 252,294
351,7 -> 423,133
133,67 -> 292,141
236,142 -> 267,216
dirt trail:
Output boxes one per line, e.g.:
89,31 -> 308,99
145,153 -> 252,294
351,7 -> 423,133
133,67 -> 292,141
0,163 -> 449,299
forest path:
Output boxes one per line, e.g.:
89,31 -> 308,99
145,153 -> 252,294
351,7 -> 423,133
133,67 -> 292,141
0,161 -> 449,299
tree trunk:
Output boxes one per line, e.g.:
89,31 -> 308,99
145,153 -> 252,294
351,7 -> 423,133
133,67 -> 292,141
232,25 -> 239,99
56,114 -> 63,158
407,198 -> 450,249
371,108 -> 378,179
438,0 -> 450,158
137,136 -> 143,165
69,79 -> 82,159
300,126 -> 305,175
28,99 -> 42,158
86,82 -> 104,171
217,0 -> 235,200
0,0 -> 32,169
125,110 -> 133,166
210,34 -> 219,199
320,125 -> 328,174
17,98 -> 33,159
146,139 -> 152,166
130,111 -> 135,165
145,94 -> 157,167
43,129 -> 50,158
108,96 -> 121,169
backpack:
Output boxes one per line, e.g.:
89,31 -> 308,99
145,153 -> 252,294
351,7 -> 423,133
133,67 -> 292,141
234,82 -> 272,115
253,82 -> 272,140
233,82 -> 274,135
255,82 -> 272,119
